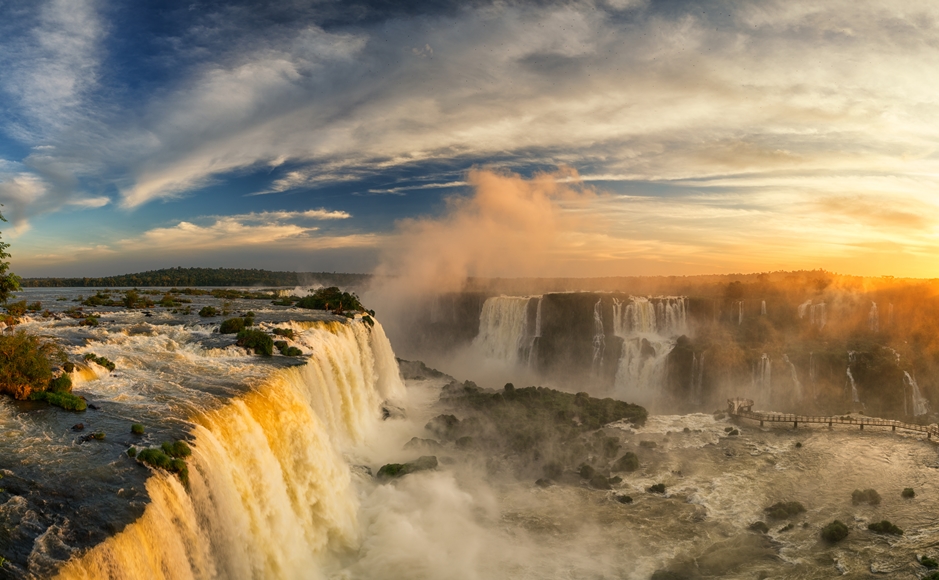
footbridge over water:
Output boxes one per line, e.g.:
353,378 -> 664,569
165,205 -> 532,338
727,398 -> 939,440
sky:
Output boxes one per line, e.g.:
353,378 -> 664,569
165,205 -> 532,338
1,0 -> 938,279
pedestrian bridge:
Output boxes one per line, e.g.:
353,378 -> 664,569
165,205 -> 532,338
726,398 -> 939,439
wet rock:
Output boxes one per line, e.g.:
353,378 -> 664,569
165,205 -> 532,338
535,478 -> 553,488
588,475 -> 612,490
614,494 -> 633,504
381,404 -> 406,420
647,483 -> 666,494
377,456 -> 438,480
578,464 -> 596,479
425,414 -> 460,440
403,437 -> 442,452
748,521 -> 769,534
611,451 -> 639,472
71,423 -> 84,432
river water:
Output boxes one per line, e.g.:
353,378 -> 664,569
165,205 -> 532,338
2,288 -> 939,579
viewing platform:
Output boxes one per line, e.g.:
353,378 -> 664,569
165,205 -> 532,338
726,398 -> 939,439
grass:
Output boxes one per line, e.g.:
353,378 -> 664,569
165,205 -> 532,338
131,423 -> 145,435
28,390 -> 86,411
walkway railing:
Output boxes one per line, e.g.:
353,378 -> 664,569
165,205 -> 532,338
726,398 -> 939,439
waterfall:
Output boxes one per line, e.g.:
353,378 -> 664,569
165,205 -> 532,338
869,302 -> 879,332
761,300 -> 766,316
888,303 -> 895,327
809,352 -> 817,400
782,354 -> 802,400
904,371 -> 929,416
846,351 -> 860,404
691,352 -> 705,404
737,301 -> 743,325
613,338 -> 674,404
56,320 -> 405,580
591,299 -> 605,375
759,354 -> 771,400
474,296 -> 533,364
612,296 -> 687,336
527,297 -> 543,368
798,300 -> 812,318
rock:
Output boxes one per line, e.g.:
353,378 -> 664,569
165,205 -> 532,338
588,475 -> 612,490
612,451 -> 639,472
403,437 -> 442,452
377,456 -> 438,480
615,494 -> 633,504
647,483 -> 666,494
748,521 -> 769,534
535,478 -> 553,488
578,464 -> 596,479
425,414 -> 460,440
71,423 -> 84,431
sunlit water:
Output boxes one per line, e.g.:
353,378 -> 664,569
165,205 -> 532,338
2,288 -> 939,579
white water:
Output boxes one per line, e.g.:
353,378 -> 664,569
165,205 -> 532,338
527,296 -> 543,367
473,296 -> 533,364
798,300 -> 826,328
758,354 -> 771,401
591,299 -> 605,374
846,351 -> 861,404
612,297 -> 687,337
611,297 -> 686,405
57,320 -> 405,580
782,354 -> 802,401
760,300 -> 766,316
904,371 -> 929,416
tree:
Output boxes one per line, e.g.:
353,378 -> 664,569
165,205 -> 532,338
0,209 -> 21,304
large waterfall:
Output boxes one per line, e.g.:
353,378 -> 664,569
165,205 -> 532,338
611,297 -> 686,404
473,296 -> 535,365
56,320 -> 405,580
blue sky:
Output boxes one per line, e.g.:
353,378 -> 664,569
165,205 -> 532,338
1,0 -> 938,278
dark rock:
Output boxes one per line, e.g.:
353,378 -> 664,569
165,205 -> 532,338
71,423 -> 84,431
578,464 -> 596,479
615,494 -> 633,504
535,478 -> 553,488
425,414 -> 460,440
377,456 -> 438,480
821,520 -> 849,542
639,440 -> 657,449
589,475 -> 612,490
868,520 -> 903,535
748,521 -> 769,534
852,488 -> 881,506
647,483 -> 667,494
612,451 -> 639,472
87,404 -> 99,410
403,437 -> 441,452
764,501 -> 805,520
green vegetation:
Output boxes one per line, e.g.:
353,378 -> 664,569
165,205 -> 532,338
273,341 -> 302,356
161,440 -> 192,458
377,456 -> 438,480
136,447 -> 189,483
236,329 -> 274,356
922,556 -> 938,569
647,483 -> 667,494
852,488 -> 881,506
26,301 -> 41,312
272,327 -> 296,340
902,487 -> 915,498
131,423 -> 145,435
867,520 -> 903,535
198,306 -> 218,317
28,390 -> 87,411
0,331 -> 63,400
80,315 -> 99,327
21,267 -> 370,288
295,286 -> 369,314
49,374 -> 72,393
127,447 -> 137,458
5,300 -> 25,316
764,501 -> 806,520
219,317 -> 247,334
821,520 -> 849,542
0,211 -> 21,303
926,573 -> 939,580
83,353 -> 116,372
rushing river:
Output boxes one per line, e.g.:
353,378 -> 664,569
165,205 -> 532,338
2,288 -> 939,579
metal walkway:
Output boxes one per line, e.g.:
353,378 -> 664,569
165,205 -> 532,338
726,398 -> 939,439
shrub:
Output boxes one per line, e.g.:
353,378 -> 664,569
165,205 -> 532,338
612,451 -> 640,472
137,448 -> 172,469
161,440 -> 192,458
295,286 -> 366,313
198,306 -> 218,317
26,302 -> 41,312
83,353 -> 116,372
868,520 -> 903,535
922,556 -> 938,569
852,489 -> 881,506
902,488 -> 915,499
131,423 -> 145,435
49,374 -> 72,393
5,301 -> 26,316
80,315 -> 99,327
63,362 -> 75,373
821,520 -> 849,542
0,331 -> 63,399
236,329 -> 274,356
282,346 -> 302,356
272,327 -> 296,340
127,447 -> 137,458
764,501 -> 806,520
28,390 -> 87,411
647,483 -> 666,494
219,317 -> 246,334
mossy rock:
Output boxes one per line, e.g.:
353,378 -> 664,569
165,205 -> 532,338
764,501 -> 806,520
198,306 -> 219,317
748,521 -> 769,534
49,374 -> 72,393
902,488 -> 915,499
821,520 -> 849,542
852,488 -> 881,505
28,390 -> 86,411
377,456 -> 438,480
131,423 -> 145,435
867,520 -> 903,535
612,451 -> 639,472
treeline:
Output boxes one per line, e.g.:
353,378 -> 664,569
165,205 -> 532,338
20,267 -> 371,288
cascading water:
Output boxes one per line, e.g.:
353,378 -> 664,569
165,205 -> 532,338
56,320 -> 406,580
904,371 -> 929,416
612,297 -> 687,336
810,303 -> 826,328
527,297 -> 543,368
782,354 -> 802,400
760,300 -> 766,316
869,302 -> 879,332
846,351 -> 860,404
758,354 -> 771,401
809,352 -> 817,400
798,300 -> 812,319
473,296 -> 532,364
737,301 -> 743,325
591,299 -> 605,375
